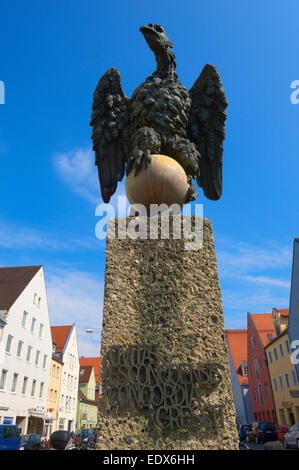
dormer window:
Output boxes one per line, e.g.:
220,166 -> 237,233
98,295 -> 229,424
239,361 -> 248,377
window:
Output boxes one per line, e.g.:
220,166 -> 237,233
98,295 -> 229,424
250,337 -> 255,355
260,357 -> 264,369
31,317 -> 36,333
43,354 -> 47,369
56,367 -> 59,378
26,346 -> 32,362
33,293 -> 37,305
268,334 -> 273,341
274,348 -> 278,361
16,340 -> 23,358
52,365 -> 56,377
5,334 -> 13,353
291,370 -> 298,386
254,359 -> 260,380
285,339 -> 291,355
273,378 -> 278,392
0,369 -> 8,390
265,383 -> 270,398
253,389 -> 257,401
39,382 -> 44,398
22,311 -> 28,327
38,297 -> 41,308
279,343 -> 284,358
11,373 -> 18,393
39,323 -> 44,338
268,351 -> 273,364
31,380 -> 37,397
35,350 -> 40,366
258,383 -> 264,406
22,377 -> 28,395
279,375 -> 284,390
285,373 -> 290,388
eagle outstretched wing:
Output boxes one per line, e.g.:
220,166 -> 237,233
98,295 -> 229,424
188,64 -> 228,200
90,68 -> 130,203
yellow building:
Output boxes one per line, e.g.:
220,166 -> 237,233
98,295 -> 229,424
45,343 -> 63,436
265,309 -> 299,427
76,365 -> 98,431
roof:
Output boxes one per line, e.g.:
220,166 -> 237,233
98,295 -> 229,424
51,325 -> 72,353
249,313 -> 275,347
0,265 -> 42,309
78,389 -> 97,405
79,357 -> 101,384
225,330 -> 248,385
276,308 -> 289,317
79,365 -> 93,384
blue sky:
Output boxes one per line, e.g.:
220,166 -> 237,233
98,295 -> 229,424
0,0 -> 298,355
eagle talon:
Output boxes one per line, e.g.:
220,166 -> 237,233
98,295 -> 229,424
126,150 -> 152,177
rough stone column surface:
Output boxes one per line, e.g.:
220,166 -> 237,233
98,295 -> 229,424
97,215 -> 239,450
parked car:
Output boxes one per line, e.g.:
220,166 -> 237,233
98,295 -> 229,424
239,424 -> 250,441
0,425 -> 21,450
245,422 -> 277,444
20,434 -> 42,450
283,424 -> 299,449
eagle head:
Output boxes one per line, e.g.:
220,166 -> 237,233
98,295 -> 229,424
139,24 -> 176,76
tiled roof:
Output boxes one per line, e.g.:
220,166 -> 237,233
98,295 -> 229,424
79,365 -> 93,383
250,313 -> 275,346
79,357 -> 101,385
0,265 -> 42,309
225,330 -> 248,385
51,325 -> 72,353
277,308 -> 289,317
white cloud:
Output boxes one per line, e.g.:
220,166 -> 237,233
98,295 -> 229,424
54,147 -> 129,213
0,219 -> 100,251
45,268 -> 104,356
241,275 -> 290,288
54,148 -> 100,204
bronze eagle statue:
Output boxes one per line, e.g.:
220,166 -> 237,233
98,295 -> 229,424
90,24 -> 228,204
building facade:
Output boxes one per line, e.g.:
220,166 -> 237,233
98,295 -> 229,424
76,365 -> 98,431
51,324 -> 79,432
265,307 -> 299,428
79,357 -> 101,400
225,329 -> 253,425
0,266 -> 52,434
288,239 -> 299,382
247,312 -> 277,424
45,343 -> 63,436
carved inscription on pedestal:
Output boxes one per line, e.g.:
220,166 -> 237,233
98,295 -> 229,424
105,344 -> 225,430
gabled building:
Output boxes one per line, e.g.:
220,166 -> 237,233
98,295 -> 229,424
45,342 -> 64,437
76,365 -> 97,431
265,308 -> 299,427
247,312 -> 277,424
288,239 -> 299,382
79,357 -> 101,400
51,324 -> 79,432
225,329 -> 253,425
0,266 -> 53,434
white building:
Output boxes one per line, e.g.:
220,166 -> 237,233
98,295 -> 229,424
0,266 -> 53,434
51,324 -> 79,432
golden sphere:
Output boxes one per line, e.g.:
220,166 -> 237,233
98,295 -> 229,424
125,154 -> 188,208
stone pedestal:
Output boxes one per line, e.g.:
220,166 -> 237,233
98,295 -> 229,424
97,215 -> 239,450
